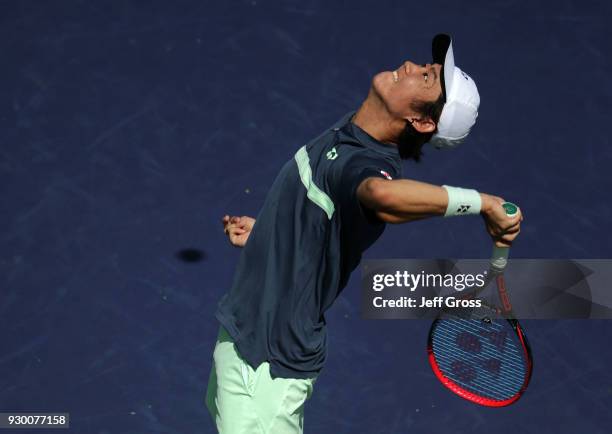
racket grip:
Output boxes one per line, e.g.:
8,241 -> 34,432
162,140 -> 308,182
489,202 -> 518,271
491,245 -> 509,271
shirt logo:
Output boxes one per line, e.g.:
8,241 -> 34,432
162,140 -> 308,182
380,170 -> 392,180
326,147 -> 338,160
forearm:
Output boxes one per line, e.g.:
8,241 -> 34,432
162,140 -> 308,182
360,178 -> 446,223
358,178 -> 492,224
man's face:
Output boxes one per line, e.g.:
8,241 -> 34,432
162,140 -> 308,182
373,61 -> 443,122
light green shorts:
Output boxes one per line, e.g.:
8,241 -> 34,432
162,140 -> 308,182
205,326 -> 317,434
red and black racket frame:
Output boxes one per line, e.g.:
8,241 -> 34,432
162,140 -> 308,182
427,273 -> 534,407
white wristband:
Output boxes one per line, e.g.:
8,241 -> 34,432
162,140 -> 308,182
442,185 -> 482,217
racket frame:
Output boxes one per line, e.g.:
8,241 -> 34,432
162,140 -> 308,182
427,264 -> 534,407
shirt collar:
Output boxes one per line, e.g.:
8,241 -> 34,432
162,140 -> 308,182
342,111 -> 401,158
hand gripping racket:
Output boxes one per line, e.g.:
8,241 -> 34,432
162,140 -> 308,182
427,202 -> 533,407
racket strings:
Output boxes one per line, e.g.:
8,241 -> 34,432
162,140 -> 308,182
432,340 -> 526,397
432,323 -> 525,398
431,319 -> 527,401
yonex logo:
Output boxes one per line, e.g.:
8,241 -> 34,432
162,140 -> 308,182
456,204 -> 471,213
326,147 -> 338,160
461,71 -> 469,81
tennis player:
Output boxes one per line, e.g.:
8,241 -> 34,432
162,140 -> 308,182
206,34 -> 522,433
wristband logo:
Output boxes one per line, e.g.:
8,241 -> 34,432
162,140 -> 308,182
456,204 -> 471,213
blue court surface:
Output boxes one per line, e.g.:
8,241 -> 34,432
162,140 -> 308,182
2,1 -> 612,433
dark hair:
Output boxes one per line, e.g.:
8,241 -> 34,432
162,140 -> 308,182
396,92 -> 445,161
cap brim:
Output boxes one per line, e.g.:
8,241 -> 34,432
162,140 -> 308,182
432,34 -> 455,101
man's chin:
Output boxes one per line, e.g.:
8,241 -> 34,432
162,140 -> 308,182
370,71 -> 392,101
372,71 -> 392,88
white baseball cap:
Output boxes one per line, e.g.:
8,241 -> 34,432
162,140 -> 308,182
430,34 -> 480,148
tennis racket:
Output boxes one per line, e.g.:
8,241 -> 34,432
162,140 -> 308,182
427,202 -> 533,407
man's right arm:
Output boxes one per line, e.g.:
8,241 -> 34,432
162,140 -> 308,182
356,177 -> 522,246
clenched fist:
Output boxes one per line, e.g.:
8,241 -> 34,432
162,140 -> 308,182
222,215 -> 256,248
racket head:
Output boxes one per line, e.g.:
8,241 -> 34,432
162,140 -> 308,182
427,315 -> 533,407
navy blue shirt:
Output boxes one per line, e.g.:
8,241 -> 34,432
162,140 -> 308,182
216,112 -> 402,379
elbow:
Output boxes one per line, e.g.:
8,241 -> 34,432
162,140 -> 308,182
359,177 -> 397,212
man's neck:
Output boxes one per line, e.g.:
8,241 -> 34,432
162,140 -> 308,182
352,89 -> 404,145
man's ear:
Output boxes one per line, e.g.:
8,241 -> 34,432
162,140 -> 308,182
410,117 -> 436,134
